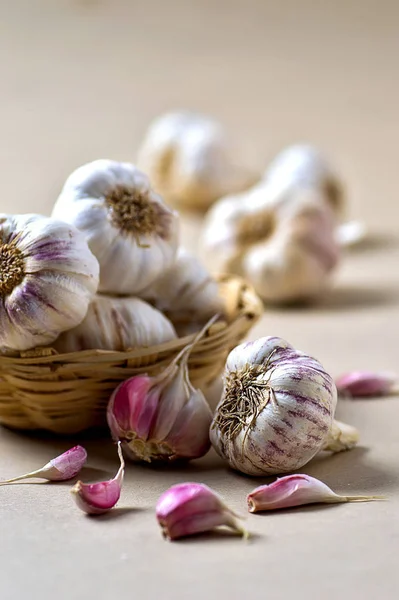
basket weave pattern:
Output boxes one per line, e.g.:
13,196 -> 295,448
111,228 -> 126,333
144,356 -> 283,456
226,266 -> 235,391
0,275 -> 262,434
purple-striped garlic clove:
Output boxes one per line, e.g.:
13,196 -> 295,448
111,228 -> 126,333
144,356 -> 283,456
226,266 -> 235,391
156,482 -> 247,540
71,443 -> 124,515
0,446 -> 87,485
336,371 -> 397,398
247,474 -> 383,512
210,336 -> 342,476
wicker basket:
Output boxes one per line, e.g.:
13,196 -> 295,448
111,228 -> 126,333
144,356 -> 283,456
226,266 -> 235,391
0,275 -> 262,434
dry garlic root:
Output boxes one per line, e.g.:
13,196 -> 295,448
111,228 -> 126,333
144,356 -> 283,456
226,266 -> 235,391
141,247 -> 225,335
52,159 -> 179,295
202,183 -> 339,304
0,214 -> 99,352
53,295 -> 177,353
210,336 -> 358,476
137,111 -> 257,210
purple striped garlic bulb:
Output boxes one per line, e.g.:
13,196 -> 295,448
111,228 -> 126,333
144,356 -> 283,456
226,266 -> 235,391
0,214 -> 99,353
210,336 -> 355,476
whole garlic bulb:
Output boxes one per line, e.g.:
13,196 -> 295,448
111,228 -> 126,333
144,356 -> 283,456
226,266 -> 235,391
264,144 -> 344,216
54,295 -> 177,353
0,213 -> 99,353
137,111 -> 257,210
141,247 -> 224,333
202,183 -> 339,304
210,336 -> 338,475
52,160 -> 179,295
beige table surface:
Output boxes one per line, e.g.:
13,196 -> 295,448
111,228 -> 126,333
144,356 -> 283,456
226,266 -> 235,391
1,1 -> 398,599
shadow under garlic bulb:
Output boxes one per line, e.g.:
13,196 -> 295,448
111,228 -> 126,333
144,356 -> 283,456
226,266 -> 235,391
202,183 -> 340,304
0,213 -> 99,353
53,295 -> 177,353
137,111 -> 257,210
52,159 -> 179,295
210,336 -> 338,476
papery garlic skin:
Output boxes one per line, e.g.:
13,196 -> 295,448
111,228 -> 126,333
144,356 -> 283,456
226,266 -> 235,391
141,247 -> 224,332
264,145 -> 344,216
202,184 -> 339,304
156,482 -> 246,540
336,371 -> 397,397
137,111 -> 257,210
0,445 -> 87,484
107,354 -> 212,463
71,443 -> 124,515
210,336 -> 337,476
52,160 -> 179,294
54,295 -> 177,353
0,214 -> 99,352
247,474 -> 381,512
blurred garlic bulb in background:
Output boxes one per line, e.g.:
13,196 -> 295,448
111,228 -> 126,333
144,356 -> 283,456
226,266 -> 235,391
210,336 -> 357,476
0,214 -> 99,352
141,247 -> 225,334
54,295 -> 177,353
52,160 -> 179,294
202,183 -> 339,304
137,111 -> 258,210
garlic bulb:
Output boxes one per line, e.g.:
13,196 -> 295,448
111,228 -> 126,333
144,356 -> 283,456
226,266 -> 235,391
137,111 -> 257,210
210,336 -> 339,476
52,159 -> 179,294
141,247 -> 224,333
54,295 -> 177,353
0,213 -> 99,353
264,144 -> 344,216
202,183 -> 339,304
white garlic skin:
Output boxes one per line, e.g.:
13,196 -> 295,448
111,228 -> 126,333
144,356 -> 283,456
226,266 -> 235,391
0,214 -> 99,353
264,145 -> 344,215
210,336 -> 337,476
141,247 -> 224,332
202,184 -> 340,304
54,295 -> 177,353
52,159 -> 179,295
137,111 -> 257,210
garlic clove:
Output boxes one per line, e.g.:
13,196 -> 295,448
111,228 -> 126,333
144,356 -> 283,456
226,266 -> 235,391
0,446 -> 87,484
336,371 -> 397,397
52,160 -> 179,295
71,443 -> 124,515
247,474 -> 383,512
322,419 -> 359,453
156,482 -> 247,540
335,220 -> 367,248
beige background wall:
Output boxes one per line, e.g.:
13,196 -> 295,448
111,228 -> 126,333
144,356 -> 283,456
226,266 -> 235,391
0,2 -> 398,599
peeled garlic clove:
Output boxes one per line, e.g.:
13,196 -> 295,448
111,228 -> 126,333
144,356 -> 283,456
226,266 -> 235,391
71,443 -> 124,515
0,214 -> 99,352
156,482 -> 247,540
210,336 -> 339,476
247,474 -> 382,512
141,247 -> 224,329
52,160 -> 179,295
0,446 -> 87,484
53,295 -> 177,353
137,111 -> 258,210
107,353 -> 212,463
264,144 -> 344,216
336,371 -> 397,397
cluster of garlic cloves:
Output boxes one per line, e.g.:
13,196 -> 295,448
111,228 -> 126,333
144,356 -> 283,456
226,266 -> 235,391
210,336 -> 358,476
137,111 -> 258,210
52,159 -> 179,295
0,214 -> 99,352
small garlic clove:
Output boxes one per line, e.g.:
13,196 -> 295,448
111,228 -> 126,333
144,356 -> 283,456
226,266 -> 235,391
71,443 -> 124,515
156,482 -> 247,540
336,371 -> 397,397
323,419 -> 359,453
247,474 -> 383,512
335,220 -> 367,248
0,446 -> 87,485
